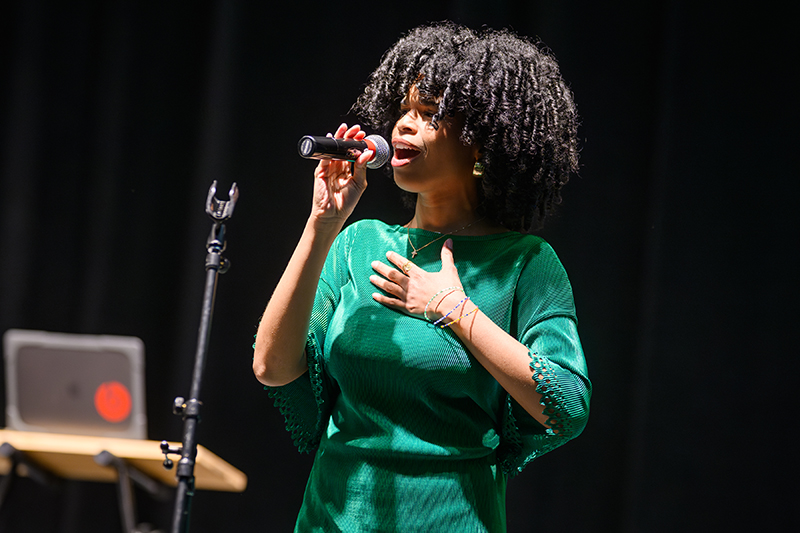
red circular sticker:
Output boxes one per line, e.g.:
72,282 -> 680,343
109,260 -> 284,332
94,381 -> 132,423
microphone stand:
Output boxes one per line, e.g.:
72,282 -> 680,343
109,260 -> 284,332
160,181 -> 239,533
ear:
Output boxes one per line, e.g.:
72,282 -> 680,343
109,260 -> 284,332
471,144 -> 483,161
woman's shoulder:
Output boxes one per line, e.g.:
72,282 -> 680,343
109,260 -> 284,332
454,230 -> 555,255
515,234 -> 567,271
345,218 -> 397,231
475,232 -> 566,278
517,233 -> 560,258
340,219 -> 404,239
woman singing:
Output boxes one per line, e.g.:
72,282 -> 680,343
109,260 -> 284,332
253,21 -> 591,532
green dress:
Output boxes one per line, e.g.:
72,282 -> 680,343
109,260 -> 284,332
267,219 -> 591,532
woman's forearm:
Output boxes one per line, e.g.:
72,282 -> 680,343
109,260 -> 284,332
444,302 -> 551,427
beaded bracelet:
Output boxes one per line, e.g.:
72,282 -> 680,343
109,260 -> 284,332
423,286 -> 464,321
440,304 -> 479,328
432,296 -> 470,327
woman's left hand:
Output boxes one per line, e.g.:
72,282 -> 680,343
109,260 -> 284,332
370,239 -> 465,321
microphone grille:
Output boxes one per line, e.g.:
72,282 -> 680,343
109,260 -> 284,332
366,135 -> 391,169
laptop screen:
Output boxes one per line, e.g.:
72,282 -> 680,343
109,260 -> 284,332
3,329 -> 147,439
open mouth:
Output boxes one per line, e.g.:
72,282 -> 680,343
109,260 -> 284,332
392,140 -> 422,166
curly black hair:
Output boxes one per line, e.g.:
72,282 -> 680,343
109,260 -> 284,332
352,21 -> 580,232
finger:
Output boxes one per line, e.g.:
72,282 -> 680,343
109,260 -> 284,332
344,124 -> 362,139
334,123 -> 348,138
372,291 -> 405,311
371,261 -> 408,286
350,125 -> 366,141
369,274 -> 405,298
440,238 -> 455,268
439,238 -> 461,276
354,149 -> 373,170
385,251 -> 412,271
315,156 -> 344,180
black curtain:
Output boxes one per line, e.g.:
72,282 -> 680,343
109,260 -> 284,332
0,1 -> 796,532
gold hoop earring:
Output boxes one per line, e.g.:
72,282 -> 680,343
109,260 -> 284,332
472,162 -> 485,177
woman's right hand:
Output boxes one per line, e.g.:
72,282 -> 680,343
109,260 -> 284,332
311,123 -> 371,226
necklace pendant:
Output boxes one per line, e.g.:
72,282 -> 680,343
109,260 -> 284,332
411,251 -> 418,258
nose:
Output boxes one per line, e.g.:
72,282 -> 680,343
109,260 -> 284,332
395,110 -> 418,134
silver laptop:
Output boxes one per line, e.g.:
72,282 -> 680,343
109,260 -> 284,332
3,329 -> 147,439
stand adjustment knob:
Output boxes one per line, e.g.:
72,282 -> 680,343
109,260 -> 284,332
160,440 -> 182,471
172,397 -> 185,415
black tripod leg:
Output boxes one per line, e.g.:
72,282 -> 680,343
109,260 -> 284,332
95,450 -> 137,533
0,455 -> 18,510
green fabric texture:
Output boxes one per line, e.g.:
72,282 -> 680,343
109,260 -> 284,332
266,219 -> 591,532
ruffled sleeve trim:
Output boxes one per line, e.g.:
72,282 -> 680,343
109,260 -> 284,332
264,334 -> 330,454
497,393 -> 524,476
531,350 -> 590,462
498,349 -> 591,476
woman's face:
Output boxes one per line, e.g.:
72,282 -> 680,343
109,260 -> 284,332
390,86 -> 478,197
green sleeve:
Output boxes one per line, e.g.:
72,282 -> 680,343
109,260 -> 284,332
498,241 -> 591,474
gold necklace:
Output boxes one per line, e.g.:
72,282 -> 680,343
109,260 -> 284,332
406,216 -> 484,258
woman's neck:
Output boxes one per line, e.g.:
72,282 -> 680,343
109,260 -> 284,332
408,190 -> 481,232
404,181 -> 507,236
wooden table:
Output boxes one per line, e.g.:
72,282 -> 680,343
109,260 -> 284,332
0,429 -> 246,492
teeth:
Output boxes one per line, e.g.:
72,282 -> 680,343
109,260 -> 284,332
392,141 -> 421,160
392,140 -> 419,151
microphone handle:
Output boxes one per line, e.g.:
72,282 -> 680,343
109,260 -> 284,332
298,136 -> 371,161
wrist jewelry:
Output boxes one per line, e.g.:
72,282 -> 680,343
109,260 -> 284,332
433,296 -> 470,327
424,286 -> 463,321
441,305 -> 479,328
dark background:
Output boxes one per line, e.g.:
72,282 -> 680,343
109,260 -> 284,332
1,1 -> 796,532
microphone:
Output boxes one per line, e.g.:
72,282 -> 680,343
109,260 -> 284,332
297,134 -> 391,169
